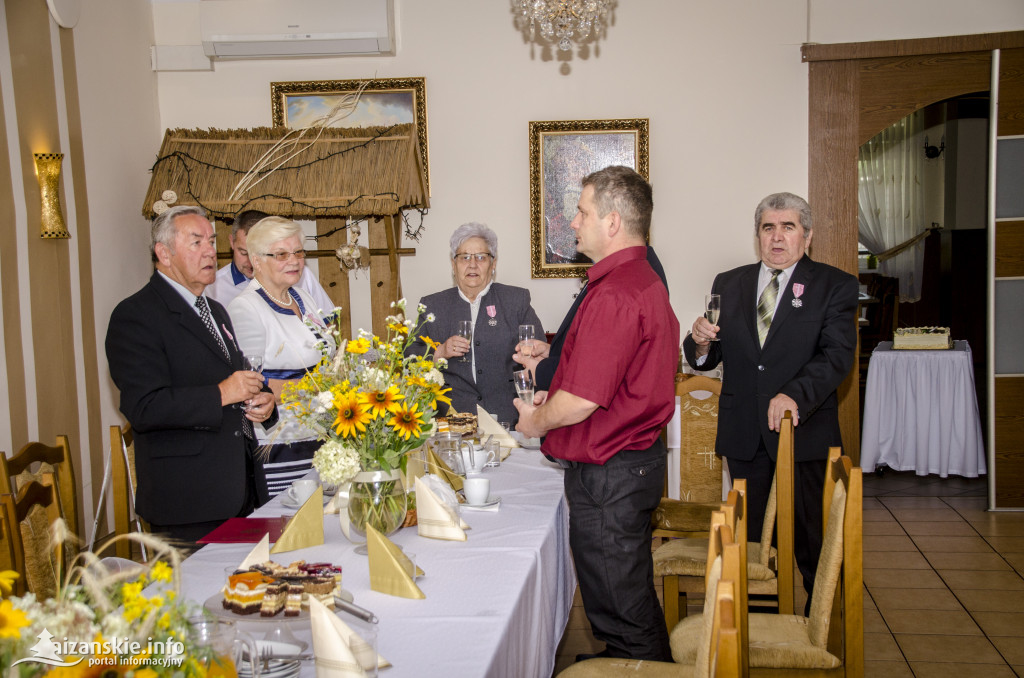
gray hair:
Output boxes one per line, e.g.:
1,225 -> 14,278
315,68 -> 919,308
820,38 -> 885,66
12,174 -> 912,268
151,205 -> 208,262
581,166 -> 653,240
232,209 -> 270,237
449,222 -> 498,260
754,193 -> 812,235
245,216 -> 305,257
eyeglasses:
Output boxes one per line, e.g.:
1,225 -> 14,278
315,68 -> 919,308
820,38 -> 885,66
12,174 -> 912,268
264,249 -> 307,262
454,252 -> 493,263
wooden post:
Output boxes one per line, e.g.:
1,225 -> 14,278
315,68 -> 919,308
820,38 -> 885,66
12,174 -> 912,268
315,218 -> 352,341
368,215 -> 404,336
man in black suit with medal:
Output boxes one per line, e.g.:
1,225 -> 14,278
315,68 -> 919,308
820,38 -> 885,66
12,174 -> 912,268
106,205 -> 278,546
683,192 -> 858,603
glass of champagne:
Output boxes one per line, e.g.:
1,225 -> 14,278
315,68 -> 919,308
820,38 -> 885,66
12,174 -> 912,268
457,320 -> 473,363
242,355 -> 263,411
518,324 -> 536,357
705,294 -> 721,341
513,369 -> 535,404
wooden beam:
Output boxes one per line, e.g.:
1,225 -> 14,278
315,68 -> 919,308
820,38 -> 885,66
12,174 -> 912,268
316,218 -> 352,341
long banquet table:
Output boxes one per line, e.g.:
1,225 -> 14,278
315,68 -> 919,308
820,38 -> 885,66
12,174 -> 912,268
179,448 -> 575,678
861,340 -> 986,477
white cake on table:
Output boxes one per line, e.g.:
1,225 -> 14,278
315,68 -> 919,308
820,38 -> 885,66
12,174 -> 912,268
892,327 -> 952,350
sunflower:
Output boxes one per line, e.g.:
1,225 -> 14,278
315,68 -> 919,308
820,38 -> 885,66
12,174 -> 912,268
333,391 -> 372,438
388,402 -> 425,441
0,598 -> 29,639
364,384 -> 404,419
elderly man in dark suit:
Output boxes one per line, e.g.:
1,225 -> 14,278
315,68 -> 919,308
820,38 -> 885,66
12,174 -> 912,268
408,222 -> 542,424
683,192 -> 858,601
106,205 -> 278,546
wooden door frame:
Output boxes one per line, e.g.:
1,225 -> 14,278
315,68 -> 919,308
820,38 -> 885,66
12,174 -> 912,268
802,31 -> 1024,462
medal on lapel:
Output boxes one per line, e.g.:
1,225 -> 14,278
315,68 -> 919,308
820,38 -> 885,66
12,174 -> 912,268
487,305 -> 497,326
792,283 -> 805,308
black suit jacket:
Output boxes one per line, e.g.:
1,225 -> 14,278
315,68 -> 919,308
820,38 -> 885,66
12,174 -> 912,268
105,272 -> 277,525
682,256 -> 858,463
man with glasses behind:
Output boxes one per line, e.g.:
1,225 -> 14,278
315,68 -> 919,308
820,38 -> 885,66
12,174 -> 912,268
208,209 -> 334,313
408,222 -> 543,425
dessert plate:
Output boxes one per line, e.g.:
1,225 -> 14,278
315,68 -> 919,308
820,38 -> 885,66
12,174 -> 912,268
203,588 -> 353,623
462,495 -> 501,510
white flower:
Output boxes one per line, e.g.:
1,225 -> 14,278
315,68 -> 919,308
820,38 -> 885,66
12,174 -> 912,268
313,440 -> 360,486
436,358 -> 448,369
426,368 -> 445,385
426,313 -> 436,323
315,391 -> 335,413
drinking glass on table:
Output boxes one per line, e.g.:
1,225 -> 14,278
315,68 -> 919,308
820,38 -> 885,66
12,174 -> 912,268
242,354 -> 264,411
518,324 -> 536,356
705,294 -> 721,341
513,369 -> 535,404
456,320 -> 473,363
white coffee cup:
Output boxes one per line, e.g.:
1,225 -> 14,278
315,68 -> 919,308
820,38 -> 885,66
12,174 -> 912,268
468,444 -> 497,473
286,478 -> 319,504
464,477 -> 490,505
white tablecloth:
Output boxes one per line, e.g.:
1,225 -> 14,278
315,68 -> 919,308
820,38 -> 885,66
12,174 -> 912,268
179,449 -> 574,678
861,340 -> 986,477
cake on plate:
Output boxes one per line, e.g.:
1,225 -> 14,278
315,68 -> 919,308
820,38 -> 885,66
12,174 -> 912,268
222,560 -> 343,617
892,327 -> 952,350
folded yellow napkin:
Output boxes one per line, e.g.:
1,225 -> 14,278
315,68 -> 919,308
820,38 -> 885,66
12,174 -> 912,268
426,448 -> 463,492
309,595 -> 390,677
477,405 -> 518,447
270,486 -> 324,553
238,534 -> 270,569
415,476 -> 469,542
366,524 -> 425,599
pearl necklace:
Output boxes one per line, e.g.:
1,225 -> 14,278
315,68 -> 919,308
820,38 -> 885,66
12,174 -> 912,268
258,281 -> 293,307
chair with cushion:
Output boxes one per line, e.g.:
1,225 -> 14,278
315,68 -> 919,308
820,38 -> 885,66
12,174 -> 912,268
670,450 -> 863,677
0,435 -> 79,544
109,423 -> 150,561
1,480 -> 58,597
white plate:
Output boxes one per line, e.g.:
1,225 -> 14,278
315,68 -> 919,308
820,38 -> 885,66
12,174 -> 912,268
204,588 -> 353,622
462,495 -> 501,509
280,494 -> 330,509
240,659 -> 300,678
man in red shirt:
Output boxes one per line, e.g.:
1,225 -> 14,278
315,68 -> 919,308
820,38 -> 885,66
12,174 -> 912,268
516,166 -> 679,661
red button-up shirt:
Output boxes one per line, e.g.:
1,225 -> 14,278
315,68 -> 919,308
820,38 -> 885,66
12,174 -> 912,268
542,246 -> 679,464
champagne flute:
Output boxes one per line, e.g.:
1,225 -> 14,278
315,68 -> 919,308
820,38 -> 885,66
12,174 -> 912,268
705,294 -> 721,341
242,355 -> 263,410
518,324 -> 536,357
513,369 -> 535,404
457,320 -> 474,363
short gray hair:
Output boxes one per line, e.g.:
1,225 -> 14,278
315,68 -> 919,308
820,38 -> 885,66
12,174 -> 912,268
245,216 -> 305,257
754,193 -> 812,235
449,222 -> 498,260
151,205 -> 208,262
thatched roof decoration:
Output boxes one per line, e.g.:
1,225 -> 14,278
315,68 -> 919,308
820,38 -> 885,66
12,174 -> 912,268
142,124 -> 429,220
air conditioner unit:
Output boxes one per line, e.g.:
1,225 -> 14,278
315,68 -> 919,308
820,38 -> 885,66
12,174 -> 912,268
200,0 -> 395,59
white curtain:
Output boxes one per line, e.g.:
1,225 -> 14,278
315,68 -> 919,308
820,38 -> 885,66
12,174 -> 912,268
858,110 -> 926,302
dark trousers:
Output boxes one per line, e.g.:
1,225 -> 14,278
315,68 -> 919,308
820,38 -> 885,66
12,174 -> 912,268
726,439 -> 825,600
564,440 -> 672,661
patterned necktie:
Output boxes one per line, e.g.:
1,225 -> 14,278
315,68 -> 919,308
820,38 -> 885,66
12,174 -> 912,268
195,296 -> 230,360
756,269 -> 782,347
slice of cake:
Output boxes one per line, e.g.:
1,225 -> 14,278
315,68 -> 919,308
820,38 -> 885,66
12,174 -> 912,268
447,410 -> 478,436
222,571 -> 271,615
284,583 -> 304,617
259,582 -> 287,617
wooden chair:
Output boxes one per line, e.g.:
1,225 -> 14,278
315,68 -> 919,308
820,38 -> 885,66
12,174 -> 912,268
109,423 -> 149,560
1,480 -> 57,597
671,450 -> 864,678
0,436 -> 79,542
654,412 -> 796,630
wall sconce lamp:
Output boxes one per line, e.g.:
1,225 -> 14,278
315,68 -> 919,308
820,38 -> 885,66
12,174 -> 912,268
923,135 -> 945,160
33,152 -> 70,239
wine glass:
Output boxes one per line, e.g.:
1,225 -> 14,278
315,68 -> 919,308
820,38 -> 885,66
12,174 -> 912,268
518,324 -> 536,357
705,294 -> 721,342
513,369 -> 535,404
242,355 -> 263,411
457,320 -> 473,363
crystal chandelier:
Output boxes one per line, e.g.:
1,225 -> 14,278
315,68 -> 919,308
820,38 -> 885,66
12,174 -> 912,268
515,0 -> 614,52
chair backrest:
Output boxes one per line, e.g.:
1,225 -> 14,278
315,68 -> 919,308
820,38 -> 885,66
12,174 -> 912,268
0,436 -> 79,542
110,424 -> 148,560
710,581 -> 743,678
697,516 -> 747,678
677,375 -> 723,503
1,480 -> 56,597
807,452 -> 863,678
773,412 -> 796,615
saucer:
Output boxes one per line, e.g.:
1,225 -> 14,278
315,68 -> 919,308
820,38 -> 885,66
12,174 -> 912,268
462,495 -> 501,509
281,494 -> 329,509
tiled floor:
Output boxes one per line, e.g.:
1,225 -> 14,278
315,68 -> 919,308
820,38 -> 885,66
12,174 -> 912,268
551,469 -> 1024,677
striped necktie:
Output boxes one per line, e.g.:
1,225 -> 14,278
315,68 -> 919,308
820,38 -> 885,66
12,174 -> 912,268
756,269 -> 782,347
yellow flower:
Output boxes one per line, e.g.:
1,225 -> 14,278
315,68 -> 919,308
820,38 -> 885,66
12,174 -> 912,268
346,338 -> 371,354
388,321 -> 409,336
427,383 -> 452,409
333,391 -> 372,438
365,385 -> 404,419
149,560 -> 173,583
418,335 -> 440,350
122,580 -> 144,601
0,570 -> 19,596
388,402 -> 425,441
135,669 -> 159,678
0,598 -> 29,639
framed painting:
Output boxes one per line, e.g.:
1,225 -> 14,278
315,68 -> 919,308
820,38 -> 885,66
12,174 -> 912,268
528,118 -> 649,278
271,77 -> 430,193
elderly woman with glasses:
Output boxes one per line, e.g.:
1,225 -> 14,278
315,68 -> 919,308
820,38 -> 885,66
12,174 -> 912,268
409,222 -> 542,424
227,216 -> 337,503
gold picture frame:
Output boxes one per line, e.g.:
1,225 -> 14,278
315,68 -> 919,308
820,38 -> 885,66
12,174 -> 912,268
528,118 -> 649,278
271,77 -> 430,193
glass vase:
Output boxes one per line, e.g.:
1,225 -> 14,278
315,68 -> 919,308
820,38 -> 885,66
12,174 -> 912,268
346,466 -> 408,544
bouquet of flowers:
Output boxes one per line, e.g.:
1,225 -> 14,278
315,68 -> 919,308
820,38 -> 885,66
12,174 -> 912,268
0,527 -> 217,678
